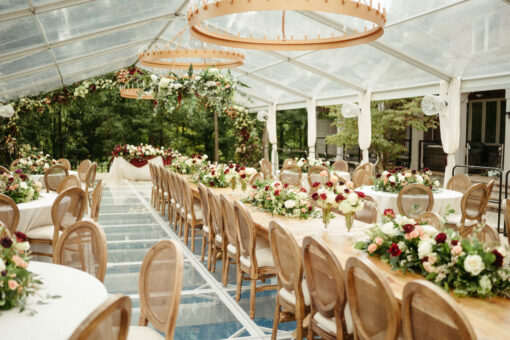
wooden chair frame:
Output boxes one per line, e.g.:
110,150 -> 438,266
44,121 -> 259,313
198,183 -> 212,266
220,194 -> 241,287
89,180 -> 104,222
138,240 -> 183,339
397,183 -> 434,217
44,164 -> 69,193
84,162 -> 98,209
278,164 -> 302,187
57,158 -> 72,171
77,159 -> 91,184
282,158 -> 297,167
417,211 -> 444,230
207,189 -> 225,274
182,179 -> 203,252
259,158 -> 274,180
57,175 -> 81,194
332,160 -> 348,172
0,165 -> 10,174
68,294 -> 131,340
249,172 -> 264,186
345,256 -> 400,340
354,195 -> 378,224
307,165 -> 330,187
0,193 -> 20,235
163,168 -> 175,226
402,280 -> 476,340
446,174 -> 472,193
352,168 -> 372,188
53,220 -> 108,282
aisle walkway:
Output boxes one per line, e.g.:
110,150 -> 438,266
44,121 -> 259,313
99,180 -> 293,340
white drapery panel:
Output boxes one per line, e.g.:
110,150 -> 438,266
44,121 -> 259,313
358,90 -> 372,164
267,103 -> 278,174
440,78 -> 462,186
307,98 -> 317,159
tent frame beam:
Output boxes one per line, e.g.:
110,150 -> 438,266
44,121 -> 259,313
0,0 -> 95,23
237,69 -> 311,99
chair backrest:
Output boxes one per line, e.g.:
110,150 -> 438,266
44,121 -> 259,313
352,168 -> 373,188
249,172 -> 264,186
355,162 -> 373,176
302,236 -> 347,333
78,159 -> 91,182
417,211 -> 443,230
354,195 -> 378,224
234,200 -> 257,266
269,221 -> 305,310
461,224 -> 501,246
53,220 -> 108,282
0,165 -> 9,174
44,164 -> 69,192
446,174 -> 471,193
139,240 -> 183,339
57,175 -> 81,194
345,256 -> 400,340
51,187 -> 87,239
10,159 -> 20,169
85,162 -> 98,190
163,168 -> 172,202
332,160 -> 348,172
504,199 -> 510,247
283,158 -> 297,167
57,158 -> 72,171
197,183 -> 211,228
220,194 -> 239,250
279,164 -> 302,187
89,180 -> 104,222
0,194 -> 20,235
180,178 -> 196,222
461,183 -> 489,223
68,294 -> 131,340
259,158 -> 273,180
402,280 -> 476,340
207,189 -> 224,239
172,173 -> 183,211
307,165 -> 330,187
397,184 -> 434,218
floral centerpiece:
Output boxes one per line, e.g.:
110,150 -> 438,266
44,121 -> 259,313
192,163 -> 231,188
373,167 -> 440,193
168,153 -> 209,175
354,209 -> 510,298
0,225 -> 41,311
0,170 -> 42,203
11,150 -> 56,175
110,143 -> 174,167
295,157 -> 330,172
243,180 -> 318,219
311,174 -> 364,230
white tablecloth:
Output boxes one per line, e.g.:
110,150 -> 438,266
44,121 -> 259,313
277,170 -> 351,190
108,156 -> 163,181
17,192 -> 58,233
0,261 -> 107,340
31,170 -> 78,188
332,170 -> 351,182
358,186 -> 463,217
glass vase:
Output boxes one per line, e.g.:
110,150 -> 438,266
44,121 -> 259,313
345,212 -> 354,232
321,206 -> 332,230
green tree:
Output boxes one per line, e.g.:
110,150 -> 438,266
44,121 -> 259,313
326,98 -> 439,170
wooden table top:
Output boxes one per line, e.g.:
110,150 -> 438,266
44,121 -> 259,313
188,181 -> 510,340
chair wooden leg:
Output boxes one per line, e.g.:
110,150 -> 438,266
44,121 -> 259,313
235,267 -> 242,302
296,318 -> 304,340
200,232 -> 207,262
178,216 -> 184,237
184,223 -> 189,246
222,256 -> 230,286
211,246 -> 217,273
271,296 -> 281,340
307,313 -> 314,340
190,227 -> 196,252
250,279 -> 257,319
207,239 -> 213,271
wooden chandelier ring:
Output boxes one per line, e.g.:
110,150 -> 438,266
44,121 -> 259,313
187,0 -> 386,51
119,88 -> 154,100
139,49 -> 245,69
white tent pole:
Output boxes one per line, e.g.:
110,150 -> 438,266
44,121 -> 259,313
267,103 -> 279,175
307,98 -> 317,160
358,90 -> 372,164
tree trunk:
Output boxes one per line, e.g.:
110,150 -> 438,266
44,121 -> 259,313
214,109 -> 219,163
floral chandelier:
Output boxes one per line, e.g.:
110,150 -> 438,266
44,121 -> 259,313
119,87 -> 154,100
187,0 -> 386,50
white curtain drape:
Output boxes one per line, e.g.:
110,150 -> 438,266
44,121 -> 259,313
267,103 -> 278,174
358,90 -> 372,164
307,98 -> 317,159
440,78 -> 462,186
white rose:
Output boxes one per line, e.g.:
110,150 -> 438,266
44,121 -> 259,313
19,182 -> 28,190
150,74 -> 158,84
397,174 -> 405,182
422,225 -> 438,236
416,175 -> 424,183
405,172 -> 412,178
144,151 -> 149,156
389,175 -> 396,183
158,77 -> 171,88
464,255 -> 485,276
27,160 -> 33,166
434,180 -> 440,187
381,222 -> 398,237
347,192 -> 359,205
15,241 -> 30,252
0,260 -> 5,271
284,200 -> 296,209
44,163 -> 50,169
382,171 -> 389,177
479,275 -> 492,292
418,239 -> 436,259
20,159 -> 27,165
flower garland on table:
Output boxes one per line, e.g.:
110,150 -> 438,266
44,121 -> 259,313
373,167 -> 440,193
11,149 -> 57,175
0,170 -> 41,204
167,153 -> 209,175
191,162 -> 256,189
295,157 -> 331,172
226,105 -> 262,166
243,180 -> 319,219
354,209 -> 510,298
110,144 -> 175,167
0,225 -> 41,311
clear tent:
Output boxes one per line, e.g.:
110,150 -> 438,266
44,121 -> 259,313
1,0 -> 510,109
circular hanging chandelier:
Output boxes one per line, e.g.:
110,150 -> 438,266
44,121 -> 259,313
138,48 -> 245,70
187,0 -> 386,50
119,87 -> 154,100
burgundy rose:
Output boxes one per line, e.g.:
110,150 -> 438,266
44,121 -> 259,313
311,193 -> 319,201
1,237 -> 13,248
15,231 -> 28,242
240,174 -> 246,179
15,169 -> 22,174
384,209 -> 396,218
356,191 -> 365,198
320,193 -> 328,200
451,240 -> 459,246
252,185 -> 257,189
492,250 -> 504,268
344,188 -> 350,193
224,169 -> 230,174
274,182 -> 280,187
1,270 -> 6,276
300,187 -> 307,193
308,206 -> 313,212
376,173 -> 381,178
8,177 -> 14,183
326,181 -> 333,188
423,168 -> 430,172
335,194 -> 345,203
209,182 -> 215,187
411,169 -> 417,174
421,256 -> 429,263
20,174 -> 27,180
390,182 -> 395,186
402,224 -> 415,233
312,182 -> 320,188
265,186 -> 270,191
435,233 -> 447,244
274,190 -> 280,197
283,183 -> 289,189
211,171 -> 215,175
388,243 -> 402,257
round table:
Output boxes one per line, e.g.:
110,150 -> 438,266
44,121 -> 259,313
0,261 -> 107,340
17,192 -> 58,233
31,170 -> 79,188
358,186 -> 463,217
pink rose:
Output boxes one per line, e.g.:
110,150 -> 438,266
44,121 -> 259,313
409,230 -> 420,239
8,280 -> 19,290
301,208 -> 307,213
452,245 -> 463,255
319,170 -> 328,177
345,181 -> 354,189
367,244 -> 378,253
374,237 -> 383,246
330,175 -> 339,184
11,255 -> 28,269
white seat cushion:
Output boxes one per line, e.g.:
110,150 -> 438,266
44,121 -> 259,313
186,206 -> 203,222
170,198 -> 175,204
128,326 -> 164,340
203,225 -> 210,233
279,279 -> 311,306
227,243 -> 237,255
313,304 -> 353,334
240,247 -> 274,268
445,214 -> 478,227
26,225 -> 61,240
215,234 -> 223,243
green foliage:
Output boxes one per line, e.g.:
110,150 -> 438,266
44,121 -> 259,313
326,98 -> 439,169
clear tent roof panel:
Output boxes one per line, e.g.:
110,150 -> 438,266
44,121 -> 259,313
0,0 -> 27,12
233,71 -> 304,104
62,56 -> 136,85
0,67 -> 60,97
0,79 -> 62,102
0,50 -> 54,77
0,16 -> 45,56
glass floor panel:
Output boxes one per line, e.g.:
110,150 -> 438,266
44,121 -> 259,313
100,180 -> 293,339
